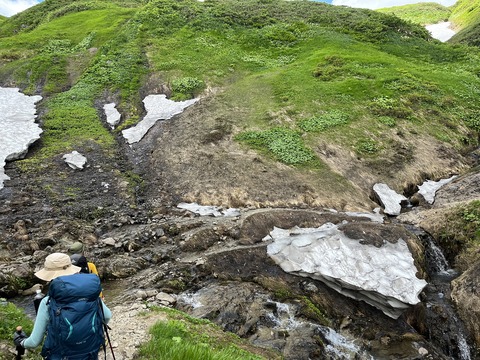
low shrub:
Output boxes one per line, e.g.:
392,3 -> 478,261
355,138 -> 379,155
298,110 -> 349,132
236,127 -> 318,166
171,77 -> 204,100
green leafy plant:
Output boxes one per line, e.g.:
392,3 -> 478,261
0,301 -> 34,341
377,116 -> 396,127
463,110 -> 480,131
298,110 -> 349,132
355,138 -> 379,155
236,128 -> 318,166
171,77 -> 205,100
462,201 -> 480,228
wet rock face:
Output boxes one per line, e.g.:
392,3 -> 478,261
0,206 -> 468,360
451,262 -> 480,349
175,282 -> 356,360
238,209 -> 352,245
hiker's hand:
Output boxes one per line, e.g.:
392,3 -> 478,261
13,334 -> 27,347
13,326 -> 27,347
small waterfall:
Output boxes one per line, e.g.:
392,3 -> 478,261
458,333 -> 472,360
177,291 -> 203,309
267,301 -> 303,330
416,229 -> 473,360
425,239 -> 449,274
265,301 -> 373,359
318,327 -> 374,360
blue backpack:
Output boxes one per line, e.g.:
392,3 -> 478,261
41,274 -> 105,360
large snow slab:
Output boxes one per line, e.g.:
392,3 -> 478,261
265,223 -> 427,318
0,87 -> 42,190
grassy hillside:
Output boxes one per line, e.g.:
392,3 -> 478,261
377,2 -> 451,25
0,0 -> 479,194
376,0 -> 480,48
450,0 -> 480,29
449,0 -> 480,46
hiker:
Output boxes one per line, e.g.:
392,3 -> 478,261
69,243 -> 104,298
68,241 -> 99,275
16,252 -> 112,360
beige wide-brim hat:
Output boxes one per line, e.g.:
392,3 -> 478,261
35,253 -> 81,281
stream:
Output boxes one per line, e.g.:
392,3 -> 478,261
8,219 -> 476,360
410,225 -> 473,360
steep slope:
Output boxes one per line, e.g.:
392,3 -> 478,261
0,0 -> 479,215
448,0 -> 480,46
449,0 -> 480,30
378,0 -> 480,47
377,2 -> 452,25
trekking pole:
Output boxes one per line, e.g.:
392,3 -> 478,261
99,299 -> 116,360
103,322 -> 116,360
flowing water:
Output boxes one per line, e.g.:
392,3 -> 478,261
7,224 -> 476,359
411,227 -> 473,360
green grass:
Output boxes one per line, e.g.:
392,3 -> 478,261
450,0 -> 480,30
377,3 -> 452,25
0,301 -> 34,340
138,307 -> 280,360
435,200 -> 480,271
0,0 -> 479,175
0,301 -> 42,359
0,5 -> 145,166
449,0 -> 480,47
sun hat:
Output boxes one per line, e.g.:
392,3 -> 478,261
68,241 -> 84,254
34,253 -> 81,281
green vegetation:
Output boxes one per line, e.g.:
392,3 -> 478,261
298,296 -> 330,327
450,0 -> 480,31
0,1 -> 143,167
235,128 -> 318,166
138,307 -> 280,360
374,0 -> 480,48
443,200 -> 480,244
449,0 -> 480,46
0,301 -> 34,339
0,301 -> 42,359
171,77 -> 205,100
298,110 -> 349,132
0,0 -> 479,184
436,200 -> 480,270
377,3 -> 452,25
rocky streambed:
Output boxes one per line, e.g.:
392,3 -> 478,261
2,184 -> 480,359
